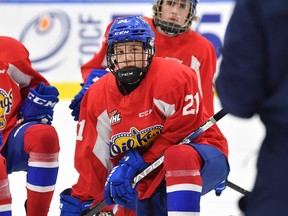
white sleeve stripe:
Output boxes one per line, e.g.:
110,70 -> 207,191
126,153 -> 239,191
168,212 -> 200,216
0,179 -> 11,200
28,161 -> 59,168
0,204 -> 12,212
166,170 -> 201,178
190,56 -> 203,97
153,98 -> 175,118
26,183 -> 55,193
93,110 -> 112,171
7,63 -> 33,88
167,183 -> 202,193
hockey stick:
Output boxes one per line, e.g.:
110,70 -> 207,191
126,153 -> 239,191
226,180 -> 249,195
84,181 -> 249,216
85,109 -> 227,216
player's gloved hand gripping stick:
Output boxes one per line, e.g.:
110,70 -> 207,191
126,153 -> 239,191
85,109 -> 227,216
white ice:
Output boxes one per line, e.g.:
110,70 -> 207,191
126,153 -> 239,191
9,97 -> 264,216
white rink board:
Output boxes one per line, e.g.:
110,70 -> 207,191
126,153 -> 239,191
0,0 -> 235,83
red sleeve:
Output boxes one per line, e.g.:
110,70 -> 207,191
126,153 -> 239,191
141,62 -> 228,164
199,41 -> 217,116
71,82 -> 112,209
0,36 -> 49,98
11,58 -> 49,97
81,21 -> 113,82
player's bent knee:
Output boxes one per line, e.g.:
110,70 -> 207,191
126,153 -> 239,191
24,124 -> 60,153
164,145 -> 202,170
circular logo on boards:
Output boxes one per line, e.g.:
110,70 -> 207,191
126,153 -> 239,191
20,10 -> 71,73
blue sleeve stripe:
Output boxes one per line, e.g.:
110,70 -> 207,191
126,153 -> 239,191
27,166 -> 59,187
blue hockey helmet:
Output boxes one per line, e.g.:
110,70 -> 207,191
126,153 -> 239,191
153,0 -> 199,35
106,16 -> 155,87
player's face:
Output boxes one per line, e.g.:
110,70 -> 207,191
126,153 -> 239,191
161,0 -> 191,26
113,41 -> 149,69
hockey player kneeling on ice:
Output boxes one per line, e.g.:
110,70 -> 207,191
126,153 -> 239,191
59,16 -> 229,216
0,36 -> 60,216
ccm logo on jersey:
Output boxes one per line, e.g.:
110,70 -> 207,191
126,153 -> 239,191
139,109 -> 152,117
28,92 -> 57,108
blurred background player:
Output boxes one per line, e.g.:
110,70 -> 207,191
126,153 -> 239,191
60,16 -> 229,216
216,0 -> 288,215
69,0 -> 217,121
0,36 -> 60,216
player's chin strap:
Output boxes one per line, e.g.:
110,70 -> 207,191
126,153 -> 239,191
84,109 -> 248,216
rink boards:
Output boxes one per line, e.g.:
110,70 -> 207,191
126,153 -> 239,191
0,0 -> 235,99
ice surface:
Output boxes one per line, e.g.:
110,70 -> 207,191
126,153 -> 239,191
9,98 -> 264,216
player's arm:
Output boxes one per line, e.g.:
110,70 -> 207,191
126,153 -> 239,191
6,59 -> 59,125
216,0 -> 265,118
142,72 -> 206,164
69,68 -> 108,121
198,40 -> 217,116
60,84 -> 113,215
7,58 -> 50,96
143,74 -> 228,164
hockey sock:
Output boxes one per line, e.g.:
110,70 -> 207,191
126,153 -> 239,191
26,151 -> 59,216
0,156 -> 12,216
0,180 -> 12,216
164,145 -> 203,216
24,124 -> 59,216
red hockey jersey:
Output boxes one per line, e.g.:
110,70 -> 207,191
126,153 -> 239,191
72,57 -> 227,204
0,36 -> 49,148
81,16 -> 217,116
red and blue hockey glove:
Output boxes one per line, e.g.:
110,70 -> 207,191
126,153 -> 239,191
60,188 -> 94,216
104,149 -> 147,208
214,180 -> 227,196
69,69 -> 108,121
19,82 -> 59,125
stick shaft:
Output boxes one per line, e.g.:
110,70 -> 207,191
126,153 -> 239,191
85,200 -> 107,216
226,180 -> 249,195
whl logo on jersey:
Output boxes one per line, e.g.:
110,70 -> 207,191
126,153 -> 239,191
0,89 -> 13,130
109,109 -> 122,126
109,125 -> 163,157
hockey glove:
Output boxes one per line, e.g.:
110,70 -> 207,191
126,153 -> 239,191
19,82 -> 59,125
214,180 -> 227,196
69,69 -> 108,121
104,149 -> 147,208
60,188 -> 93,216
